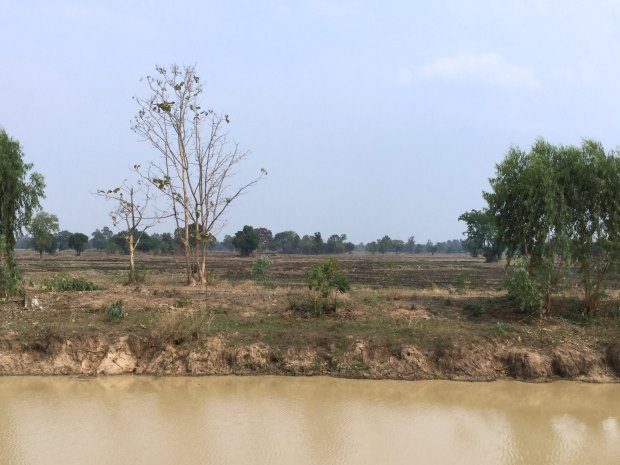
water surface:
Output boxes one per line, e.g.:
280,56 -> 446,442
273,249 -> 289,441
0,376 -> 618,465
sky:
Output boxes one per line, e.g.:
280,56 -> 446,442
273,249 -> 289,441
2,0 -> 620,244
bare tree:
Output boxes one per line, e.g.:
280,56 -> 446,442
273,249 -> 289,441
132,64 -> 265,285
97,180 -> 158,283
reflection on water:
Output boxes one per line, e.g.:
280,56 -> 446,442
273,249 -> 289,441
0,376 -> 619,465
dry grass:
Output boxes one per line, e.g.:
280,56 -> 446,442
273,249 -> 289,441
2,250 -> 619,360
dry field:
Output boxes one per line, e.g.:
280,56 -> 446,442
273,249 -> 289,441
1,250 -> 619,380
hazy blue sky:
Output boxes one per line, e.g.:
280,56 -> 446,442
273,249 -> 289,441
2,0 -> 620,243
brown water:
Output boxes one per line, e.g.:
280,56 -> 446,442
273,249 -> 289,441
0,376 -> 618,465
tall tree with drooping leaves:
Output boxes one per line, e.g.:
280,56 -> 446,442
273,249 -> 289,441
483,138 -> 620,314
557,140 -> 620,312
484,139 -> 570,315
0,129 -> 45,296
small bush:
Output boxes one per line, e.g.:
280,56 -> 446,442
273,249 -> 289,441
462,301 -> 486,317
505,260 -> 542,314
306,258 -> 350,316
105,300 -> 126,321
305,258 -> 349,297
128,264 -> 149,284
252,255 -> 274,285
43,274 -> 102,291
456,273 -> 471,294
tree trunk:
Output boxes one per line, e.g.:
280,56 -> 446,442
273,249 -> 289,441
178,133 -> 194,286
128,233 -> 135,282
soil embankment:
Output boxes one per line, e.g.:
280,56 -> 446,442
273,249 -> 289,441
1,332 -> 619,382
2,251 -> 620,382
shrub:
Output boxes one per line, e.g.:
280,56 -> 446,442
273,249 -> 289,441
301,258 -> 350,315
43,274 -> 102,291
505,260 -> 543,314
462,301 -> 486,317
128,264 -> 149,284
305,259 -> 349,297
105,300 -> 126,321
252,255 -> 274,285
456,273 -> 471,294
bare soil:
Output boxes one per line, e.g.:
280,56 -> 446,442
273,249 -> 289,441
1,250 -> 619,381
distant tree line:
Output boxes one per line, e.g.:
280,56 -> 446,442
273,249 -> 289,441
364,236 -> 463,255
16,222 -> 464,258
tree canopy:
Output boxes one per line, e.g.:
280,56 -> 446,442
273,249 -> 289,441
133,64 -> 265,285
0,129 -> 45,295
28,212 -> 59,257
480,138 -> 620,313
232,225 -> 260,256
68,232 -> 89,256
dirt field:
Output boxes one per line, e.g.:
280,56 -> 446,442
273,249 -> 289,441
1,250 -> 619,381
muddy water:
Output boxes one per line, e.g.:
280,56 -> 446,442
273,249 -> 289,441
0,377 -> 619,465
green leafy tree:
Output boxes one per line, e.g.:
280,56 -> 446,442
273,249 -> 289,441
377,235 -> 393,254
485,140 -> 569,314
90,227 -> 113,251
28,212 -> 59,257
344,242 -> 355,254
458,209 -> 503,262
484,138 -> 620,314
221,234 -> 235,251
392,239 -> 405,254
254,227 -> 273,251
55,230 -> 72,251
558,141 -> 620,312
68,232 -> 89,256
425,240 -> 437,255
366,241 -> 378,254
232,225 -> 260,256
0,129 -> 45,295
271,230 -> 300,254
406,236 -> 415,254
325,234 -> 347,254
312,232 -> 324,255
299,235 -> 314,254
137,232 -> 163,252
158,232 -> 177,255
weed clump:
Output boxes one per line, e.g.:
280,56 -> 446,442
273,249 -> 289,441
174,294 -> 190,308
127,264 -> 149,284
105,300 -> 126,321
43,274 -> 103,291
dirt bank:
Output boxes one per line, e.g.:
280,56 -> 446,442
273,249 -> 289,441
3,252 -> 620,382
1,332 -> 618,382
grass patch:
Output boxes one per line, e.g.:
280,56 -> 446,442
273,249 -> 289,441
174,294 -> 191,308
